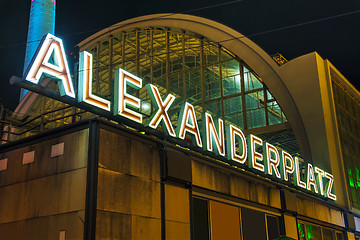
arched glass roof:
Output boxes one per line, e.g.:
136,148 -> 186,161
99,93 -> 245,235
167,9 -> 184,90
85,28 -> 286,130
82,27 -> 302,157
13,24 -> 303,159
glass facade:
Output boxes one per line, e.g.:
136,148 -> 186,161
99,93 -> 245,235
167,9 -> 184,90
297,221 -> 344,240
331,72 -> 360,209
85,28 -> 287,131
12,27 -> 303,158
192,196 -> 281,240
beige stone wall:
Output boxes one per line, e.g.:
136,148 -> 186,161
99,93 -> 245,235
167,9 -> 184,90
192,157 -> 281,209
0,129 -> 89,239
297,196 -> 345,227
96,129 -> 162,239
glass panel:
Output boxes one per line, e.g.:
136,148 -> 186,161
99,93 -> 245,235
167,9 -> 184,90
224,96 -> 243,129
209,201 -> 241,240
266,215 -> 280,240
322,228 -> 336,240
192,197 -> 210,240
244,67 -> 263,91
185,69 -> 202,104
336,232 -> 344,240
268,102 -> 284,125
222,60 -> 239,78
206,100 -> 222,119
203,42 -> 219,65
331,76 -> 360,209
224,97 -> 242,115
298,223 -> 306,240
246,92 -> 266,128
223,75 -> 241,97
220,47 -> 233,61
225,113 -> 244,130
306,224 -> 322,240
241,208 -> 267,240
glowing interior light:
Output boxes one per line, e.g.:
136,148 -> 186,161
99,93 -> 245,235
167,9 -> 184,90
25,33 -> 75,98
307,163 -> 318,193
325,172 -> 336,201
203,113 -> 225,156
146,84 -> 176,137
176,102 -> 202,147
294,157 -> 306,189
247,134 -> 264,172
142,102 -> 150,111
226,124 -> 247,164
280,151 -> 294,181
114,68 -> 142,123
78,51 -> 111,111
264,142 -> 281,179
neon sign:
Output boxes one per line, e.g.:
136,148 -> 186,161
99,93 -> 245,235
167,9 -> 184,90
23,34 -> 336,201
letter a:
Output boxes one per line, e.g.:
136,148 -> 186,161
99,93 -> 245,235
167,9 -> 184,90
25,33 -> 75,98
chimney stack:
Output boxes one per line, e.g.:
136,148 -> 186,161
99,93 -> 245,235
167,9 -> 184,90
20,0 -> 56,101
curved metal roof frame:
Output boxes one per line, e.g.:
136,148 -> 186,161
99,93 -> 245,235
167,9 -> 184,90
78,14 -> 312,162
16,13 -> 312,162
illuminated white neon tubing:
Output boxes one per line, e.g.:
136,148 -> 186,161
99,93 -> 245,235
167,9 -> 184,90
293,157 -> 306,189
263,142 -> 281,179
226,124 -> 247,164
203,113 -> 225,156
25,33 -> 75,98
78,51 -> 111,111
315,167 -> 325,196
279,151 -> 294,182
325,172 -> 336,201
114,68 -> 143,123
307,163 -> 318,193
247,134 -> 264,172
146,84 -> 176,137
176,102 -> 202,147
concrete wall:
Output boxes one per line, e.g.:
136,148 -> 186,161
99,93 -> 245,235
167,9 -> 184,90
97,129 -> 162,239
279,53 -> 349,208
192,157 -> 281,209
0,129 -> 89,239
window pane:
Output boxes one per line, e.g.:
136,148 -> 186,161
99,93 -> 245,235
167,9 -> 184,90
336,232 -> 345,240
323,228 -> 336,240
244,67 -> 262,91
209,201 -> 241,240
306,224 -> 322,240
192,197 -> 210,240
266,215 -> 280,240
298,223 -> 306,240
241,208 -> 266,240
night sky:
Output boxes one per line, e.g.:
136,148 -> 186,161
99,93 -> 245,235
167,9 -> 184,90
0,0 -> 359,110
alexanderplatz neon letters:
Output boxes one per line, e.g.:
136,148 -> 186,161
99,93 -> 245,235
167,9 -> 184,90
24,34 -> 336,201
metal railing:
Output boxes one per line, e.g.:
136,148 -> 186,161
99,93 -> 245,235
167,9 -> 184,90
0,106 -> 87,144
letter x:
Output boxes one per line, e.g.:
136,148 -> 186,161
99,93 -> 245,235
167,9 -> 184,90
146,84 -> 176,137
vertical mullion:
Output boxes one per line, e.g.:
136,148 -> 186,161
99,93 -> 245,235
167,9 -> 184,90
200,39 -> 205,112
96,43 -> 100,94
166,30 -> 170,93
218,45 -> 224,120
84,120 -> 100,240
109,37 -> 113,102
240,63 -> 248,129
121,33 -> 125,70
136,30 -> 140,76
264,87 -> 269,126
182,33 -> 186,101
150,29 -> 154,84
